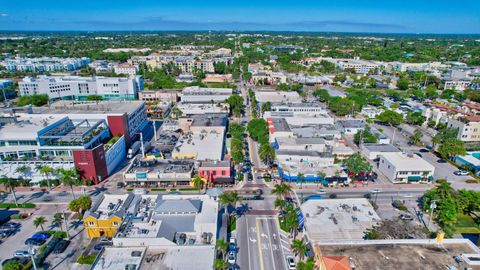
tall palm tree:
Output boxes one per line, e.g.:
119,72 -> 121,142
192,175 -> 204,194
274,198 -> 287,213
215,239 -> 229,260
37,165 -> 53,190
0,176 -> 19,206
317,171 -> 327,188
271,183 -> 292,199
218,191 -> 242,216
218,192 -> 232,215
33,216 -> 47,232
291,238 -> 308,261
52,213 -> 64,231
16,165 -> 31,180
297,173 -> 305,190
57,168 -> 80,199
228,191 -> 242,212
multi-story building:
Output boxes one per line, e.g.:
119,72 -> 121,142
18,75 -> 144,100
179,86 -> 232,103
123,158 -> 194,187
448,116 -> 480,142
198,160 -> 233,184
114,63 -> 138,76
1,57 -> 90,72
138,90 -> 179,103
334,58 -> 380,74
84,193 -> 134,238
0,100 -> 148,183
378,152 -> 435,183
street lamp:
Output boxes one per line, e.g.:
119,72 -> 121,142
29,245 -> 38,270
428,200 -> 437,228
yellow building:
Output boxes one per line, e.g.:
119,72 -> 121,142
83,193 -> 134,239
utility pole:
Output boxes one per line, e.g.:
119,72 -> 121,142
139,132 -> 145,158
29,245 -> 38,270
63,210 -> 70,239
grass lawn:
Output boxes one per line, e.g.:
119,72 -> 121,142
455,214 -> 480,234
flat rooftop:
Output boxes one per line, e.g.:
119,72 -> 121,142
363,143 -> 400,153
142,246 -> 215,270
380,152 -> 435,171
301,198 -> 380,241
88,194 -> 133,220
33,100 -> 144,115
174,131 -> 224,161
255,91 -> 302,103
318,240 -> 480,270
92,247 -> 146,270
176,102 -> 228,115
269,117 -> 291,132
0,114 -> 66,141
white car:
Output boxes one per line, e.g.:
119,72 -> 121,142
286,255 -> 296,270
370,188 -> 381,194
316,189 -> 327,195
454,170 -> 469,176
14,250 -> 30,258
227,250 -> 236,264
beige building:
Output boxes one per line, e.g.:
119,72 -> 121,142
448,116 -> 480,142
138,90 -> 179,103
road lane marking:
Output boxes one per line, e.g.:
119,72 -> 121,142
256,219 -> 265,270
246,217 -> 252,270
263,218 -> 277,270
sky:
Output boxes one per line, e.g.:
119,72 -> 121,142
0,0 -> 479,34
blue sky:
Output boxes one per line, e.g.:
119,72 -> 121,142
0,0 -> 479,33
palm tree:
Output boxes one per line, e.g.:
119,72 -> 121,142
228,191 -> 242,212
271,183 -> 292,199
317,171 -> 327,188
284,207 -> 300,239
37,165 -> 53,190
57,168 -> 80,199
16,165 -> 31,180
192,175 -> 204,194
0,176 -> 19,206
258,143 -> 276,165
213,258 -> 230,270
218,192 -> 232,215
291,238 -> 308,261
218,191 -> 242,216
297,173 -> 305,190
52,213 -> 63,230
33,216 -> 47,232
215,239 -> 229,260
274,198 -> 287,213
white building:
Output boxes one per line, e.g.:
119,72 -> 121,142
18,75 -> 143,100
362,143 -> 400,160
378,152 -> 435,183
1,57 -> 90,72
114,63 -> 138,76
255,91 -> 302,104
361,106 -> 384,119
179,86 -> 232,103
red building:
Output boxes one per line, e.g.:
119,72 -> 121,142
198,161 -> 233,184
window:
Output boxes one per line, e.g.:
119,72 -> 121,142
212,171 -> 217,176
88,222 -> 95,226
221,170 -> 226,176
112,221 -> 119,226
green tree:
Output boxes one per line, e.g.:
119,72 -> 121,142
354,127 -> 378,145
274,198 -> 287,213
68,195 -> 92,214
0,176 -> 19,206
438,138 -> 466,160
218,191 -> 242,215
409,130 -> 423,146
328,97 -> 355,116
215,239 -> 229,260
397,77 -> 410,90
192,175 -> 204,194
312,89 -> 331,102
297,173 -> 305,189
405,111 -> 426,126
271,183 -> 292,199
247,118 -> 269,144
58,168 -> 81,199
291,238 -> 309,261
213,258 -> 230,270
2,260 -> 23,270
376,110 -> 404,126
33,215 -> 47,231
225,94 -> 244,117
343,152 -> 372,175
52,212 -> 64,231
261,101 -> 272,113
258,143 -> 276,165
16,165 -> 31,180
37,165 -> 53,190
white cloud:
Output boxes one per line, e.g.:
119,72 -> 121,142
0,13 -> 8,17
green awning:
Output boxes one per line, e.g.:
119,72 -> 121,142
428,176 -> 434,181
408,176 -> 422,181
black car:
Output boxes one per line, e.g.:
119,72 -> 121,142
25,238 -> 46,246
419,148 -> 429,153
53,240 -> 70,254
0,229 -> 17,238
414,153 -> 422,158
437,159 -> 448,163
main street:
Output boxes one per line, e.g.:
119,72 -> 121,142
235,79 -> 292,270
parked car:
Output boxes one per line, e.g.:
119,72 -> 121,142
437,159 -> 448,163
316,189 -> 327,195
229,238 -> 237,252
399,214 -> 414,221
414,153 -> 422,157
419,148 -> 429,153
14,250 -> 30,258
227,250 -> 236,264
116,182 -> 125,188
454,170 -> 470,176
286,255 -> 296,270
25,238 -> 46,246
0,229 -> 17,238
31,233 -> 50,240
370,188 -> 381,194
53,240 -> 70,254
0,222 -> 20,230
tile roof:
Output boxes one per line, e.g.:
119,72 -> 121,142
322,256 -> 352,270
